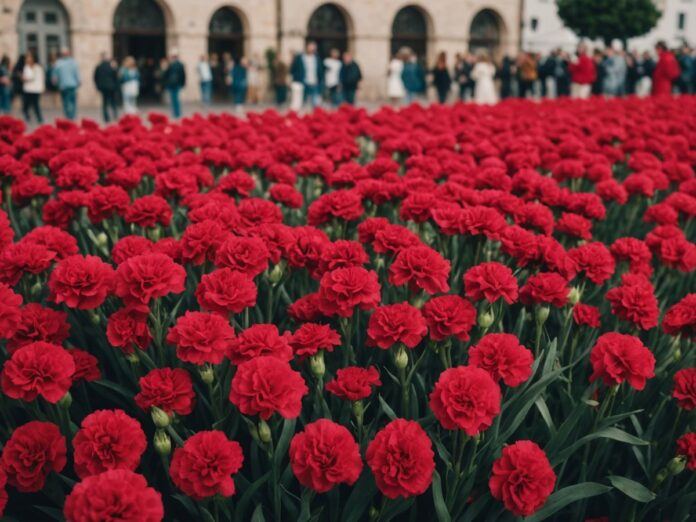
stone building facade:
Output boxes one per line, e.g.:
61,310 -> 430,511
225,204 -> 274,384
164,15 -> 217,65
0,0 -> 521,105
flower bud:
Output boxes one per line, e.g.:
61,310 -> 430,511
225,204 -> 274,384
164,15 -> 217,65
30,280 -> 43,299
88,309 -> 101,326
154,429 -> 171,456
536,305 -> 550,324
654,468 -> 669,486
568,287 -> 581,305
394,346 -> 409,370
151,406 -> 171,428
198,364 -> 215,385
95,232 -> 109,250
126,351 -> 140,364
268,262 -> 285,285
478,310 -> 494,329
148,226 -> 161,242
667,456 -> 686,476
352,400 -> 364,420
258,419 -> 272,444
58,391 -> 72,410
309,352 -> 325,378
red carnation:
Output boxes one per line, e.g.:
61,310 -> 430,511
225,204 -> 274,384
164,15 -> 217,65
367,302 -> 427,349
589,333 -> 655,390
421,294 -> 477,341
114,253 -> 186,306
49,255 -> 115,309
317,266 -> 381,317
662,294 -> 696,338
125,195 -> 172,228
569,242 -> 616,285
676,433 -> 696,471
170,431 -> 244,500
289,323 -> 341,357
673,368 -> 696,411
289,419 -> 362,493
606,274 -> 659,330
167,311 -> 235,365
366,419 -> 435,499
7,303 -> 69,353
228,324 -> 292,364
430,365 -> 501,434
135,367 -> 195,416
469,333 -> 534,387
229,356 -> 308,420
326,366 -> 381,401
214,235 -> 270,278
106,306 -> 152,353
68,349 -> 101,382
464,262 -> 519,304
489,440 -> 556,516
2,341 -> 74,403
2,421 -> 66,492
73,409 -> 146,478
389,245 -> 451,295
520,272 -> 570,308
572,303 -> 601,328
0,283 -> 22,340
195,268 -> 258,316
64,469 -> 163,522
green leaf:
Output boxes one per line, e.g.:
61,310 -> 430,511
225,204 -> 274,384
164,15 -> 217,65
524,482 -> 612,522
235,471 -> 271,521
341,470 -> 377,522
274,418 -> 297,468
431,471 -> 451,522
251,504 -> 266,522
378,395 -> 398,421
534,396 -> 556,435
551,427 -> 649,466
607,476 -> 656,503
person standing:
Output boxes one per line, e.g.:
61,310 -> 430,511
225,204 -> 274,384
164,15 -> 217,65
21,52 -> 44,123
652,41 -> 680,96
636,50 -> 655,97
538,52 -> 553,97
273,55 -> 289,106
553,50 -> 571,97
231,57 -> 248,112
0,55 -> 11,114
119,56 -> 140,115
163,50 -> 186,118
402,51 -> 425,103
94,52 -> 119,122
339,51 -> 362,105
454,53 -> 470,101
602,42 -> 627,97
499,55 -> 515,99
569,44 -> 596,99
247,54 -> 261,105
517,52 -> 537,98
290,41 -> 323,110
197,54 -> 213,105
471,52 -> 497,105
387,50 -> 406,104
52,47 -> 80,120
432,51 -> 452,103
323,48 -> 342,106
676,45 -> 694,94
11,55 -> 25,110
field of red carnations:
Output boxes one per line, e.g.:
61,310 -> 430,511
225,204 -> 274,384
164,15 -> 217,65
0,96 -> 694,522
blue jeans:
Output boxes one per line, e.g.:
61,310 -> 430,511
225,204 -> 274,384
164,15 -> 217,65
167,86 -> 181,118
304,84 -> 320,108
61,87 -> 77,120
200,81 -> 212,105
0,85 -> 10,114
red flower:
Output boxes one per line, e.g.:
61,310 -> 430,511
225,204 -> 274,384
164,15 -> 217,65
170,431 -> 244,500
520,272 -> 570,308
214,235 -> 270,278
489,440 -> 556,516
289,323 -> 341,357
556,212 -> 592,239
569,242 -> 615,285
68,349 -> 101,382
367,302 -> 427,349
317,266 -> 381,317
111,235 -> 153,265
572,303 -> 601,328
430,366 -> 501,434
167,311 -> 235,365
180,219 -> 228,266
289,419 -> 362,493
73,409 -> 146,479
325,366 -> 381,401
1,421 -> 66,492
606,273 -> 659,330
64,469 -> 163,522
125,195 -> 172,228
48,255 -> 115,309
589,333 -> 655,390
228,324 -> 292,364
673,368 -> 696,410
229,356 -> 308,420
114,253 -> 186,306
135,367 -> 195,416
7,303 -> 69,353
366,419 -> 435,499
195,268 -> 258,316
1,341 -> 74,403
86,185 -> 130,223
0,466 -> 6,518
0,283 -> 22,340
307,189 -> 364,225
469,333 -> 534,387
421,294 -> 477,341
663,294 -> 696,338
464,262 -> 519,304
389,245 -> 451,295
106,306 -> 152,353
676,432 -> 696,471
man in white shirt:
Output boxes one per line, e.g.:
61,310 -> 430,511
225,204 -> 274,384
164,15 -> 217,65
197,55 -> 213,105
323,48 -> 342,106
291,41 -> 323,110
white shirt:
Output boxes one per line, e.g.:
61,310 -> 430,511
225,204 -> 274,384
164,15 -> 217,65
323,57 -> 342,88
23,64 -> 45,94
197,61 -> 212,82
303,53 -> 318,86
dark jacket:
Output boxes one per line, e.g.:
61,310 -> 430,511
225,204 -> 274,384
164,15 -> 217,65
164,60 -> 186,89
402,62 -> 425,93
340,61 -> 362,88
432,67 -> 452,92
94,60 -> 118,92
231,64 -> 248,91
290,53 -> 323,86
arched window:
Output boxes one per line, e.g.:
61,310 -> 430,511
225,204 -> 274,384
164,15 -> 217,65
18,0 -> 70,67
306,3 -> 349,58
469,9 -> 502,56
391,6 -> 428,60
208,7 -> 245,60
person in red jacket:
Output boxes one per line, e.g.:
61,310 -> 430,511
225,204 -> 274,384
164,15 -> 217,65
652,41 -> 680,96
569,43 -> 596,99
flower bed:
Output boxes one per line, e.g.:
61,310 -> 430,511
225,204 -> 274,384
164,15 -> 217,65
0,97 -> 694,521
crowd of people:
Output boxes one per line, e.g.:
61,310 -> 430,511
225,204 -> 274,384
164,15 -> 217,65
0,39 -> 692,124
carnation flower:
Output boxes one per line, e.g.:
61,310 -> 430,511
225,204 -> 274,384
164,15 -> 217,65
135,367 -> 195,416
673,368 -> 696,411
421,294 -> 478,341
469,333 -> 534,387
317,266 -> 381,317
589,333 -> 655,390
196,268 -> 258,316
114,253 -> 186,306
464,262 -> 519,304
48,255 -> 115,309
167,311 -> 235,365
676,432 -> 696,471
325,366 -> 381,401
289,323 -> 341,357
389,245 -> 450,295
227,324 -> 293,364
520,272 -> 570,308
367,302 -> 427,349
0,283 -> 22,340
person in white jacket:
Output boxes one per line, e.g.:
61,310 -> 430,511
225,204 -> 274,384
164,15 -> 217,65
471,52 -> 498,105
22,52 -> 44,123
